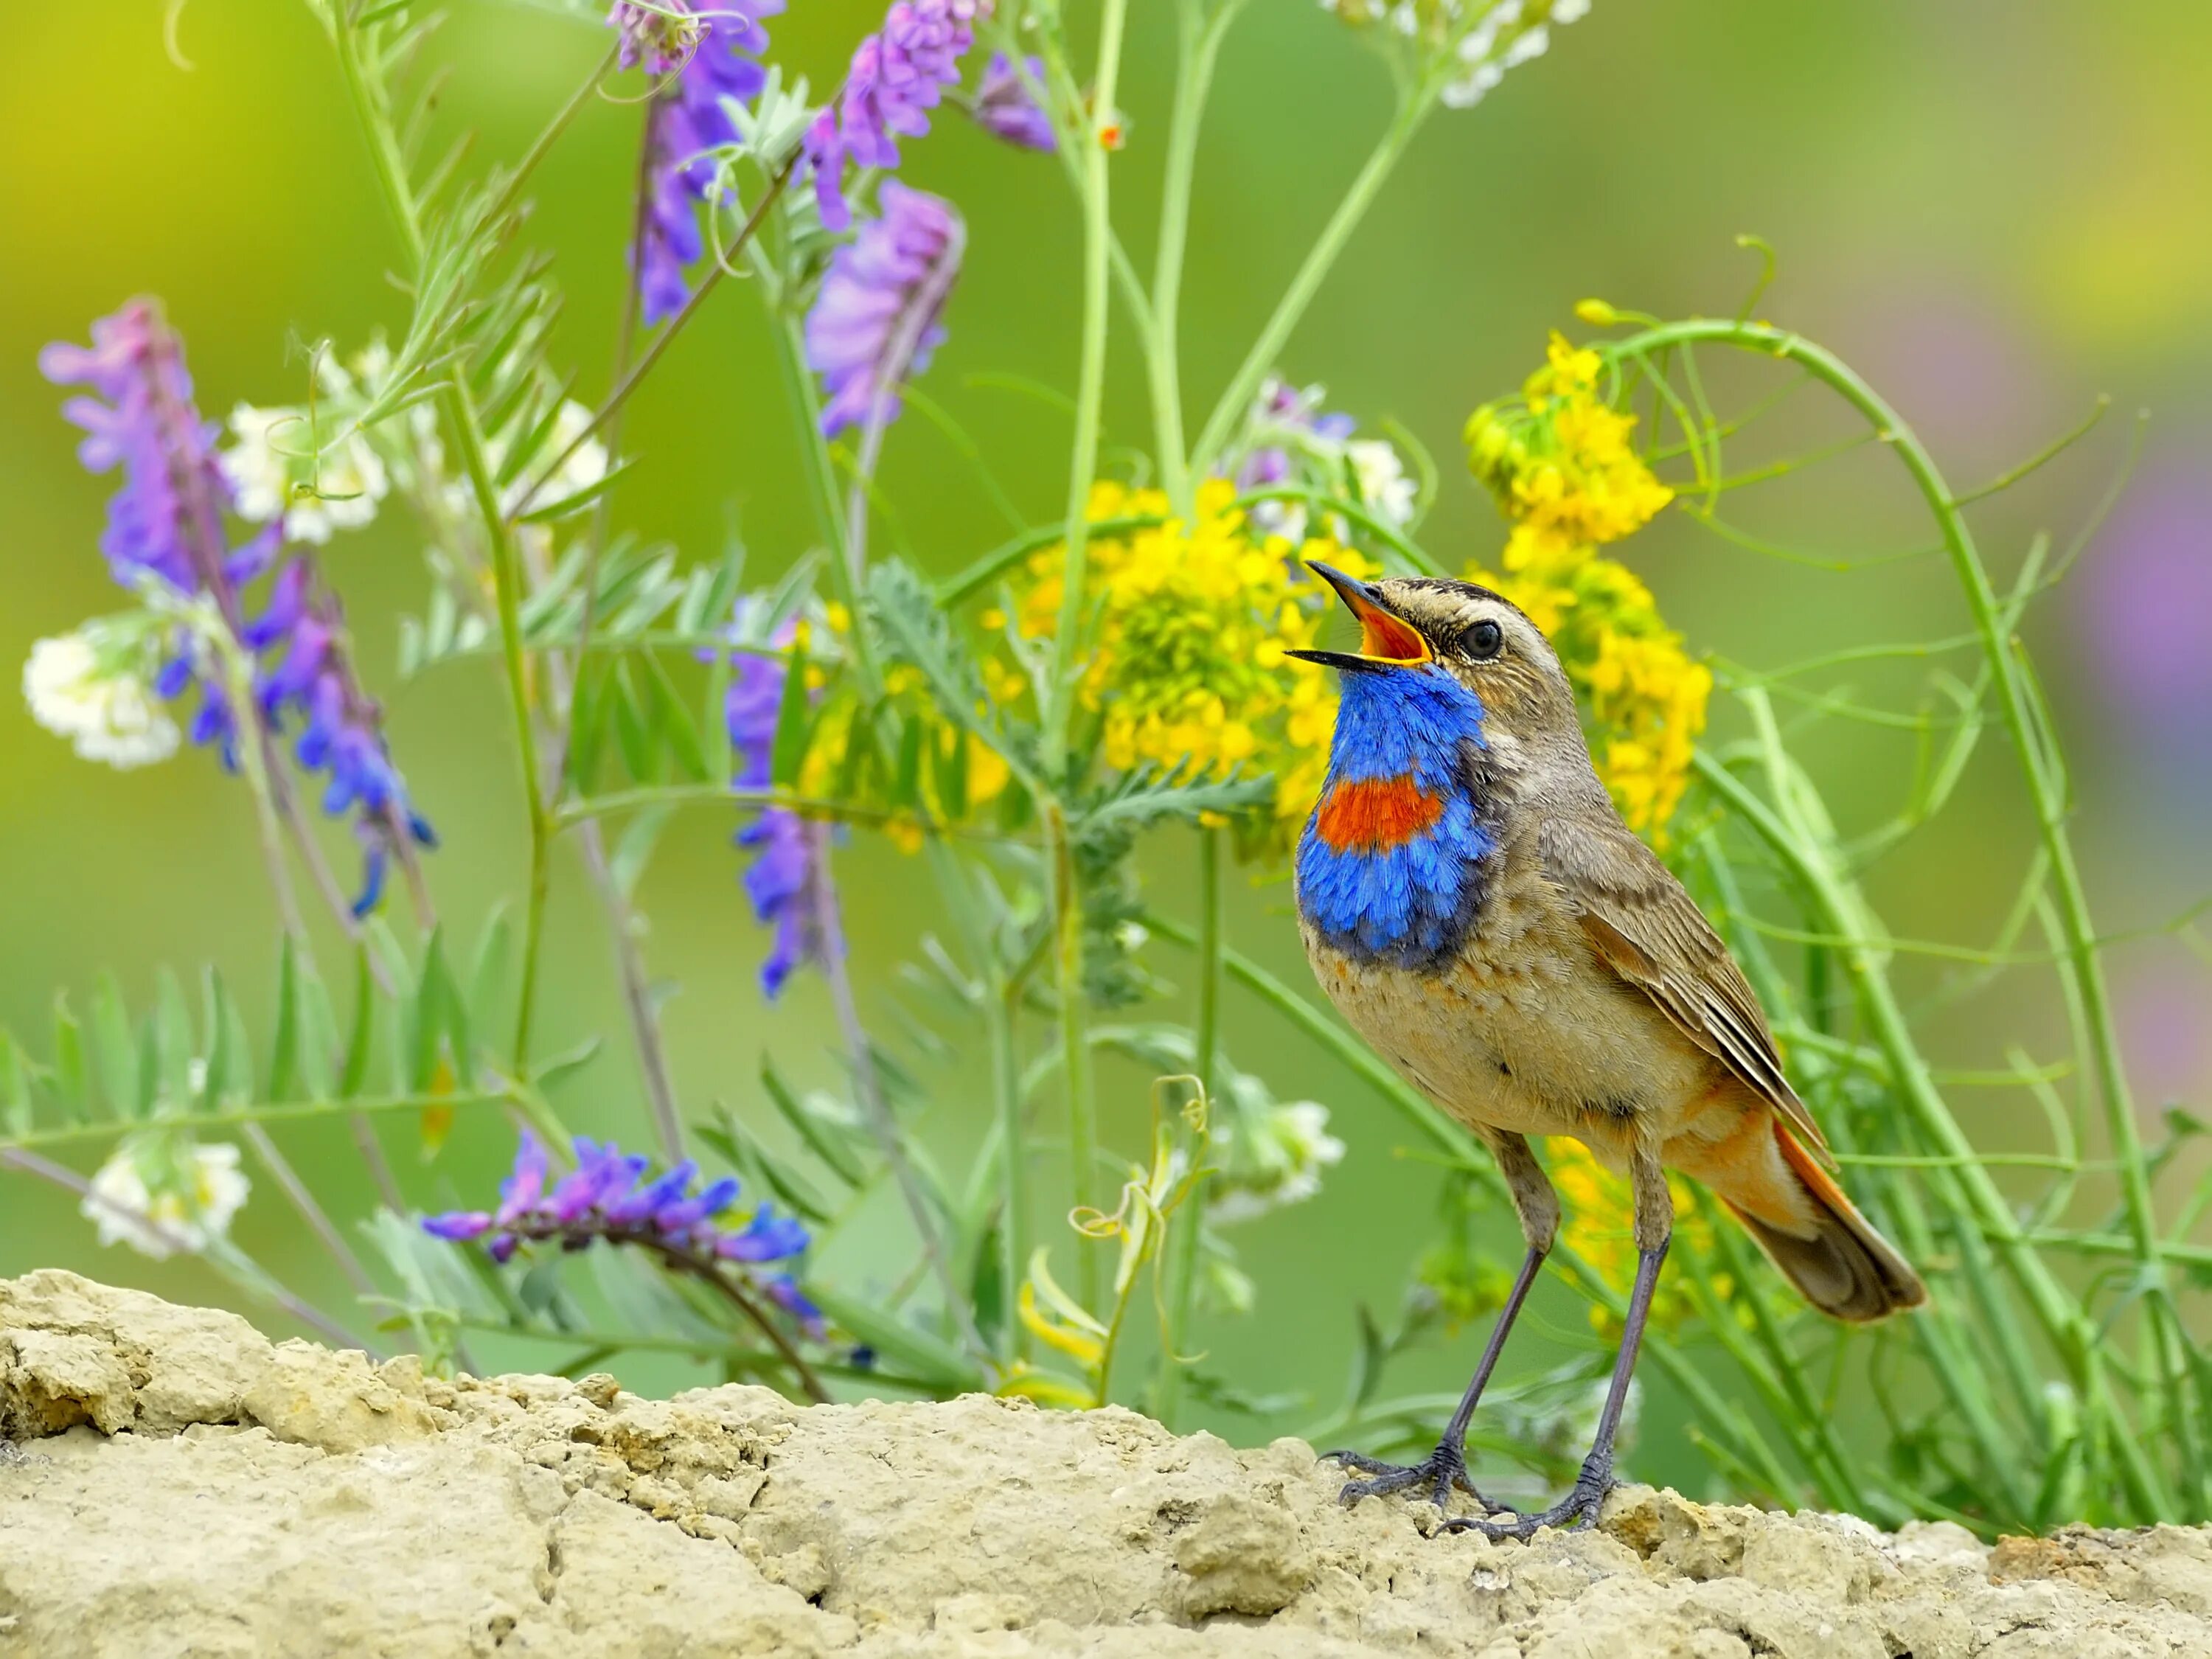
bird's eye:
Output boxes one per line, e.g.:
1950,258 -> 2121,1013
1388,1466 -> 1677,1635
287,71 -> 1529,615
1466,619 -> 1505,660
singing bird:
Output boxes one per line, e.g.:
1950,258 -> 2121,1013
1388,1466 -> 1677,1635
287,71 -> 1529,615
1288,565 -> 1924,1539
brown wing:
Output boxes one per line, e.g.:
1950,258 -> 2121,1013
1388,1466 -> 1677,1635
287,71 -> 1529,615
1537,814 -> 1833,1165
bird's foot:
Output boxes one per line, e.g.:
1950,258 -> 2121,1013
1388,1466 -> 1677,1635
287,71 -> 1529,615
1324,1441 -> 1506,1517
1443,1452 -> 1613,1541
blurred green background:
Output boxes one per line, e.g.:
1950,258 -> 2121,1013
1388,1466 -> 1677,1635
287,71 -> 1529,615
4,1 -> 2209,1492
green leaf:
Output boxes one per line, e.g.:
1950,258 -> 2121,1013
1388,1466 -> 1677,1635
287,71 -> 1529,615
469,905 -> 515,1043
86,973 -> 140,1121
409,929 -> 455,1093
697,1110 -> 833,1225
610,804 -> 675,901
153,967 -> 195,1113
201,969 -> 253,1110
268,936 -> 305,1102
338,947 -> 378,1100
931,723 -> 969,822
611,661 -> 655,783
759,1058 -> 866,1189
567,663 -> 609,793
804,1283 -> 985,1392
49,994 -> 88,1124
1076,762 -> 1273,844
642,651 -> 709,782
515,456 -> 639,526
0,1034 -> 33,1138
768,633 -> 813,790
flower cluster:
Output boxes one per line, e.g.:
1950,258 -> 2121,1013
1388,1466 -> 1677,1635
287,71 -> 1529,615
803,0 -> 988,232
248,560 -> 437,914
1207,1087 -> 1346,1225
1545,1136 -> 1719,1338
24,622 -> 180,770
608,0 -> 783,324
83,1133 -> 250,1261
1219,375 -> 1417,544
1324,0 -> 1590,111
967,52 -> 1055,152
805,181 -> 963,438
41,302 -> 432,908
1464,333 -> 1706,835
220,403 -> 388,544
995,479 -> 1374,854
425,1133 -> 818,1325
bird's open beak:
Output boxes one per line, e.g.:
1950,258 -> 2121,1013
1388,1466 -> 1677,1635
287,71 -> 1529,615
1284,562 -> 1433,673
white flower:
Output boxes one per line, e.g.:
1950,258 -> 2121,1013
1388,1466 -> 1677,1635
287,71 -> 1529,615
1348,439 -> 1417,529
221,403 -> 388,544
1210,1099 -> 1346,1225
24,630 -> 180,770
83,1136 -> 250,1260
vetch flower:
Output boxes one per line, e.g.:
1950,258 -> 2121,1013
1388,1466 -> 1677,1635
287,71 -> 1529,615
220,403 -> 388,544
246,558 -> 436,916
967,52 -> 1056,152
608,0 -> 784,325
423,1135 -> 813,1306
1220,376 -> 1416,543
44,301 -> 434,911
802,0 -> 989,232
23,625 -> 180,770
41,298 -> 254,600
805,181 -> 964,438
723,606 -> 825,996
83,1134 -> 249,1260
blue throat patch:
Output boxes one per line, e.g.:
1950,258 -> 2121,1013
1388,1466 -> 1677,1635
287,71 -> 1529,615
1295,666 -> 1495,971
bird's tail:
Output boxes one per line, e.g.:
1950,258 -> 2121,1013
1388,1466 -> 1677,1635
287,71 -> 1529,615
1715,1119 -> 1927,1323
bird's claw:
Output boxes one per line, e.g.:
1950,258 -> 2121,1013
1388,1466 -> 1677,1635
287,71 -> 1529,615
1443,1455 -> 1613,1541
1323,1444 -> 1506,1517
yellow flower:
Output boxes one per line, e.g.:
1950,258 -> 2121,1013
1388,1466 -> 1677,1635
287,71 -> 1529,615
1464,330 -> 1706,839
1465,333 -> 1674,552
1545,1137 -> 1723,1338
1006,480 -> 1374,860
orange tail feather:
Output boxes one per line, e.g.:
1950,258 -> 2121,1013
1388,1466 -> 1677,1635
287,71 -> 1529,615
1719,1120 -> 1927,1323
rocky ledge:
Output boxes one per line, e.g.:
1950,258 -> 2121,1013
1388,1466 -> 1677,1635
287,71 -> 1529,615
1,1270 -> 2208,1657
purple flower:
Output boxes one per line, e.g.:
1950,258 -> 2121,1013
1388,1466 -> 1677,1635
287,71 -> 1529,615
246,558 -> 435,914
44,302 -> 431,913
723,609 -> 823,996
40,299 -> 232,598
423,1135 -> 814,1314
967,52 -> 1055,152
608,1 -> 783,326
804,181 -> 963,439
802,0 -> 987,232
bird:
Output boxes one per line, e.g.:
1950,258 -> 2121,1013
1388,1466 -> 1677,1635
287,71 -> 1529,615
1286,563 -> 1925,1540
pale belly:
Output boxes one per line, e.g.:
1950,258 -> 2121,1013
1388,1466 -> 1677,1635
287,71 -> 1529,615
1301,904 -> 1715,1156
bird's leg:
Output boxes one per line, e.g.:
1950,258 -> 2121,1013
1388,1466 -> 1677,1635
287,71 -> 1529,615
1455,1145 -> 1672,1543
1328,1242 -> 1546,1516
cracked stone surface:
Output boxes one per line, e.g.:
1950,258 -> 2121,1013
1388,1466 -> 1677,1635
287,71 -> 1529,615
4,1271 -> 2211,1657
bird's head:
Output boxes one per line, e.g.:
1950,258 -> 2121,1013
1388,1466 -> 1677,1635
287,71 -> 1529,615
1289,565 -> 1582,965
1287,564 -> 1582,758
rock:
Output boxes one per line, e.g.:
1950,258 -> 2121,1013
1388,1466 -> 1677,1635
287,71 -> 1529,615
1,1271 -> 2210,1656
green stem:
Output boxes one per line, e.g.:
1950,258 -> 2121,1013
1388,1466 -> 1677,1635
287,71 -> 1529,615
1188,90 -> 1432,476
1625,321 -> 2160,1281
1044,0 -> 1130,762
1695,740 -> 2170,1519
1148,1 -> 1238,517
327,13 -> 554,1074
989,973 -> 1027,1365
1153,826 -> 1224,1425
1048,804 -> 1099,1309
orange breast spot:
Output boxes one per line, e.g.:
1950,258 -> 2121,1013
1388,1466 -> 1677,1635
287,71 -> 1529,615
1315,774 -> 1447,853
